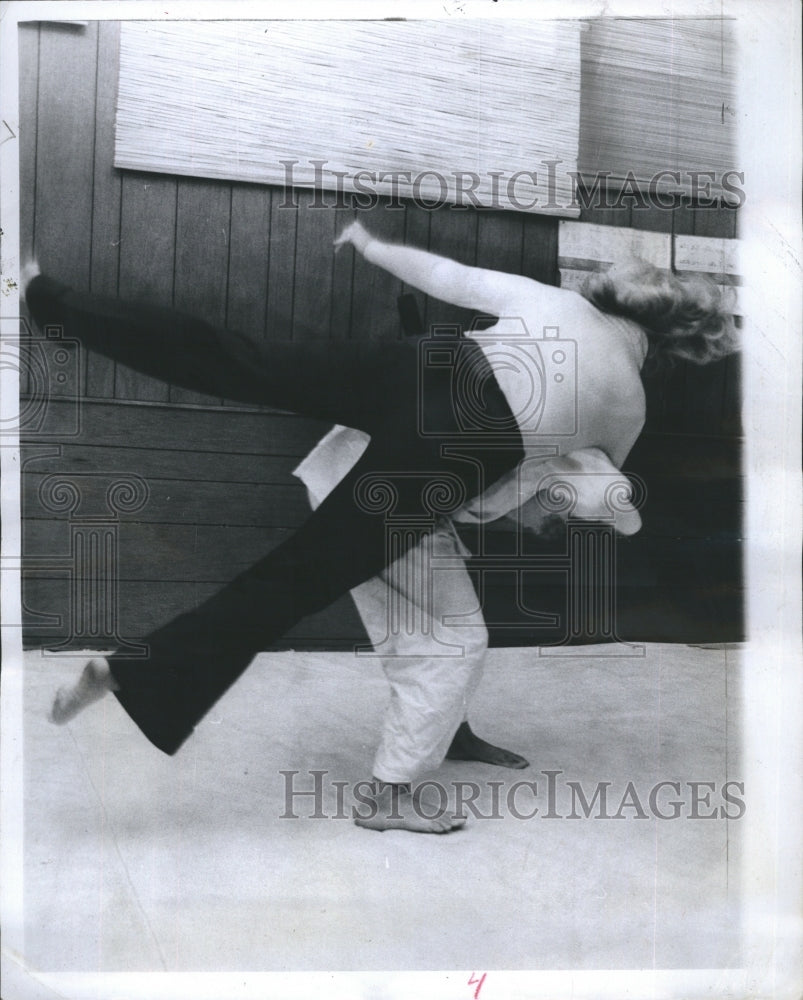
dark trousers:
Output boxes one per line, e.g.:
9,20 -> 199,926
26,275 -> 524,754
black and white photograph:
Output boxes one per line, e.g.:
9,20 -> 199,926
1,1 -> 800,998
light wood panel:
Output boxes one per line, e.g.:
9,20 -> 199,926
579,18 -> 737,202
115,20 -> 582,216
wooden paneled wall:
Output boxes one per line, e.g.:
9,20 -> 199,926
19,21 -> 742,649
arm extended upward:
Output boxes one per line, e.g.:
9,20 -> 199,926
336,219 -> 542,315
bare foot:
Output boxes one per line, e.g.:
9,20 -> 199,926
354,781 -> 467,834
49,657 -> 119,725
446,721 -> 530,769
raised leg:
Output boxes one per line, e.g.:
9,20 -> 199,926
25,274 -> 392,432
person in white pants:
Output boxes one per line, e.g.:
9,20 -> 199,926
296,425 -> 644,829
42,215 -> 735,834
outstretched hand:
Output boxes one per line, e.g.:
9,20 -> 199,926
334,219 -> 372,255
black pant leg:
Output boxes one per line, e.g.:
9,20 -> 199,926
29,300 -> 526,754
108,430 -> 481,754
25,275 -> 392,430
107,337 -> 524,756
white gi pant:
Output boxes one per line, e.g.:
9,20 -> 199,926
295,425 -> 486,784
294,426 -> 643,784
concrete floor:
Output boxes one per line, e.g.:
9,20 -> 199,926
19,642 -> 742,973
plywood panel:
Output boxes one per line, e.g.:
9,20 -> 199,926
558,220 -> 671,270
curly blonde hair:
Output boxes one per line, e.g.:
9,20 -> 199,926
582,261 -> 739,367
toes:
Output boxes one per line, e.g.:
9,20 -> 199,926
49,691 -> 66,724
49,688 -> 77,725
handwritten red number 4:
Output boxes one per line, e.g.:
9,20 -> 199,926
468,972 -> 487,999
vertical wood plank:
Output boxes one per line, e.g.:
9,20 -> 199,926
329,197 -> 356,340
424,204 -> 478,333
694,203 -> 742,436
693,201 -> 738,239
671,198 -> 696,239
725,204 -> 739,240
116,173 -> 176,401
403,202 -> 432,332
33,23 -> 97,410
521,214 -> 559,286
629,199 -> 674,235
629,200 -> 676,433
578,187 -> 631,229
172,178 -> 232,405
18,25 -> 39,266
475,211 -> 524,276
428,203 -> 478,264
350,200 -> 406,341
684,356 -> 728,435
227,184 -> 271,338
87,20 -> 121,399
682,210 -> 729,435
720,352 -> 742,437
291,189 -> 336,341
475,211 -> 526,330
34,23 -> 98,287
266,189 -> 297,341
654,200 -> 696,433
18,24 -> 39,395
